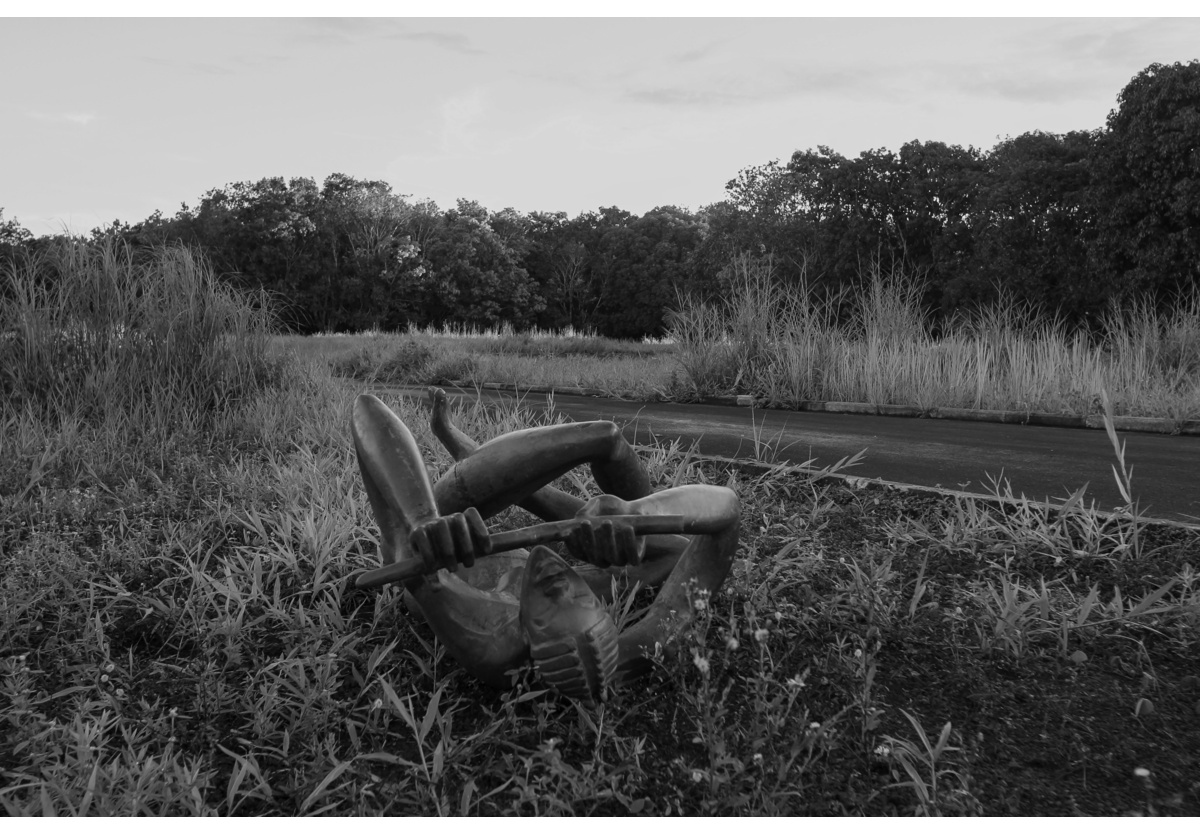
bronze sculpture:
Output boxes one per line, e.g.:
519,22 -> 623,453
351,388 -> 739,705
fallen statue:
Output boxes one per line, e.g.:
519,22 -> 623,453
350,388 -> 739,706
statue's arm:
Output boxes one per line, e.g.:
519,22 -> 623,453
566,485 -> 739,568
622,485 -> 740,534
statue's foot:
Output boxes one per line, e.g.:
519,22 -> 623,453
429,387 -> 459,454
428,386 -> 477,461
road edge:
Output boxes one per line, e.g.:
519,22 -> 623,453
454,381 -> 1200,437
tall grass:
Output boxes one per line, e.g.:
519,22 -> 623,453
0,238 -> 291,492
2,239 -> 280,423
668,256 -> 1200,419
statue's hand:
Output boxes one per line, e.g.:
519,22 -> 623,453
409,507 -> 491,574
566,494 -> 647,568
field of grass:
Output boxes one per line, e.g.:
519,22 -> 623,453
273,326 -> 678,401
3,241 -> 1199,815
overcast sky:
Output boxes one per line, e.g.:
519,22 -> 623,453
3,11 -> 1199,237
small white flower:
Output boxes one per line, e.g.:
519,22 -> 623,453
115,688 -> 124,698
105,663 -> 115,673
809,721 -> 821,730
694,598 -> 707,612
875,744 -> 891,757
754,628 -> 769,643
100,674 -> 109,683
726,636 -> 739,651
774,611 -> 783,622
786,675 -> 806,690
692,652 -> 710,675
691,769 -> 704,783
372,698 -> 383,710
169,707 -> 178,718
954,607 -> 963,616
752,753 -> 763,765
1134,767 -> 1151,779
854,648 -> 863,659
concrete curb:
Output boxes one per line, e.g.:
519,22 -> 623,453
447,380 -> 1199,437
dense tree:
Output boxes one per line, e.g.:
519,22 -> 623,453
523,211 -> 593,330
964,130 -> 1099,318
720,159 -> 817,287
413,199 -> 543,329
1,209 -> 33,267
590,206 -> 706,338
1090,60 -> 1200,303
315,174 -> 425,331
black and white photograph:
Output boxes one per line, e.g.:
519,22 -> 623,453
2,3 -> 1199,818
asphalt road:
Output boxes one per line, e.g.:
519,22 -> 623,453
373,384 -> 1200,525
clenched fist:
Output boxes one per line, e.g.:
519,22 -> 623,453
409,507 -> 492,574
565,494 -> 647,568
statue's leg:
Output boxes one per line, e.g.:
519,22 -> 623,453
430,388 -> 583,522
432,420 -> 650,519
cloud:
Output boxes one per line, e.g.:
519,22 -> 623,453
951,69 -> 1099,105
625,65 -> 895,110
30,111 -> 98,126
395,30 -> 485,56
673,41 -> 722,64
626,87 -> 760,108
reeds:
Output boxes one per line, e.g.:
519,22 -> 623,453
668,256 -> 1200,419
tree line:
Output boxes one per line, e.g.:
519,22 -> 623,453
4,60 -> 1199,338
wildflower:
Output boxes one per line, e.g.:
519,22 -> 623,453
809,721 -> 821,730
169,707 -> 178,718
955,607 -> 963,616
786,675 -> 806,690
692,651 -> 711,675
752,753 -> 763,766
754,628 -> 769,643
100,674 -> 109,683
726,636 -> 739,651
774,611 -> 783,622
105,662 -> 115,673
854,648 -> 863,659
694,598 -> 707,612
115,688 -> 125,698
372,698 -> 383,711
1134,767 -> 1151,779
875,744 -> 891,757
691,769 -> 704,783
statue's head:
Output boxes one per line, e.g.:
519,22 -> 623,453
519,546 -> 618,706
